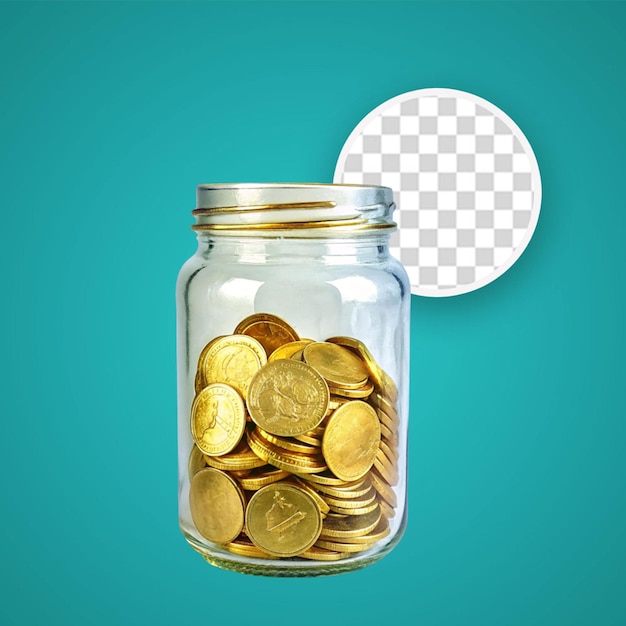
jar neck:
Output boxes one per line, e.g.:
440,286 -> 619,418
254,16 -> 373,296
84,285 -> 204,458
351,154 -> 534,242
195,233 -> 392,265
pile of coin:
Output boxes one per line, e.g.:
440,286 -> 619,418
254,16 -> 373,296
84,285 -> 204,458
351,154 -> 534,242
188,313 -> 400,562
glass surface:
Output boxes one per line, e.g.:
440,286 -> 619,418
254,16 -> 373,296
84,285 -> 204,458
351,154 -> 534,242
177,232 -> 410,576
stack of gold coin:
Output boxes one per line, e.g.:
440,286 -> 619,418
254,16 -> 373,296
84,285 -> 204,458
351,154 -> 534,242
188,313 -> 401,561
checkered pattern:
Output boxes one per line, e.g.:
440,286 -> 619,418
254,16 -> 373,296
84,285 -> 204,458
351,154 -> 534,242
335,91 -> 540,296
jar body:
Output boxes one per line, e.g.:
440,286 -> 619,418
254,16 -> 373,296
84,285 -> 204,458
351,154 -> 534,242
177,233 -> 410,576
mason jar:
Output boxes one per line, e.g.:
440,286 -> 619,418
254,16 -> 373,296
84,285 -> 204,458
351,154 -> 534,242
176,183 -> 410,576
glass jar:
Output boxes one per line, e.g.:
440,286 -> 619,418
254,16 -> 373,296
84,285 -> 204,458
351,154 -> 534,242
176,183 -> 410,576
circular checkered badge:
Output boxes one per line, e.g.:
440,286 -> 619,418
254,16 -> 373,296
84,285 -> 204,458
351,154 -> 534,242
334,88 -> 542,297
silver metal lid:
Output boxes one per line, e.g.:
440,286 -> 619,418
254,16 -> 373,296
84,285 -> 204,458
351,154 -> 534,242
192,183 -> 396,234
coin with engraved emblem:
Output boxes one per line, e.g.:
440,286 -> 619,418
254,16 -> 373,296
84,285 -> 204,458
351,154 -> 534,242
303,342 -> 369,388
245,482 -> 323,557
201,334 -> 267,400
189,468 -> 246,544
191,383 -> 246,456
322,400 -> 380,481
247,359 -> 329,437
234,313 -> 300,357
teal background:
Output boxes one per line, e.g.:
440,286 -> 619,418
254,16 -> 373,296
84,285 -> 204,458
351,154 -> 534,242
1,1 -> 625,624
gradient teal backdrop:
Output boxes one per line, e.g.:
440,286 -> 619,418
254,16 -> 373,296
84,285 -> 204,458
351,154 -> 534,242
1,2 -> 625,625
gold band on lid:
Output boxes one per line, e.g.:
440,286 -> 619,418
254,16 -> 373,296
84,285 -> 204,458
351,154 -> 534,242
192,200 -> 337,215
192,183 -> 396,234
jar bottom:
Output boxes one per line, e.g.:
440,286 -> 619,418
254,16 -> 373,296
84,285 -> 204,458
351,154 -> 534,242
182,528 -> 403,578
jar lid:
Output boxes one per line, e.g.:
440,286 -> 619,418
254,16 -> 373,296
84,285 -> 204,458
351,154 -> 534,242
192,183 -> 396,234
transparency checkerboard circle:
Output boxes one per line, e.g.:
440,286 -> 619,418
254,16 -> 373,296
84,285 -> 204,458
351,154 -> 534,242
334,88 -> 542,297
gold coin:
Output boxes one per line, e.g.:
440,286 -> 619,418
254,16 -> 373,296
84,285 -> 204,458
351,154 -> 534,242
245,482 -> 323,557
194,335 -> 226,393
313,478 -> 371,499
300,471 -> 362,487
303,342 -> 369,388
299,546 -> 349,561
247,359 -> 329,437
319,507 -> 382,539
293,433 -> 322,447
328,500 -> 380,516
374,406 -> 399,434
315,538 -> 378,553
247,429 -> 327,474
189,468 -> 245,544
290,349 -> 305,361
237,466 -> 290,491
369,468 -> 398,507
248,428 -> 325,464
225,536 -> 278,559
234,313 -> 300,357
328,397 -> 349,410
328,381 -> 374,399
378,442 -> 398,471
229,469 -> 250,478
326,336 -> 398,403
203,438 -> 266,471
376,372 -> 399,406
191,383 -> 246,456
373,449 -> 399,486
252,450 -> 327,476
201,335 -> 267,400
347,516 -> 390,544
289,476 -> 331,516
380,420 -> 398,444
256,428 -> 320,455
379,500 -> 396,519
322,400 -> 380,482
268,340 -> 314,362
368,392 -> 399,424
379,438 -> 398,463
188,444 -> 207,478
321,487 -> 377,511
307,424 -> 327,438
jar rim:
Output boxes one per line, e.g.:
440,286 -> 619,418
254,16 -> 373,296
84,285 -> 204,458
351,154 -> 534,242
192,183 -> 396,234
